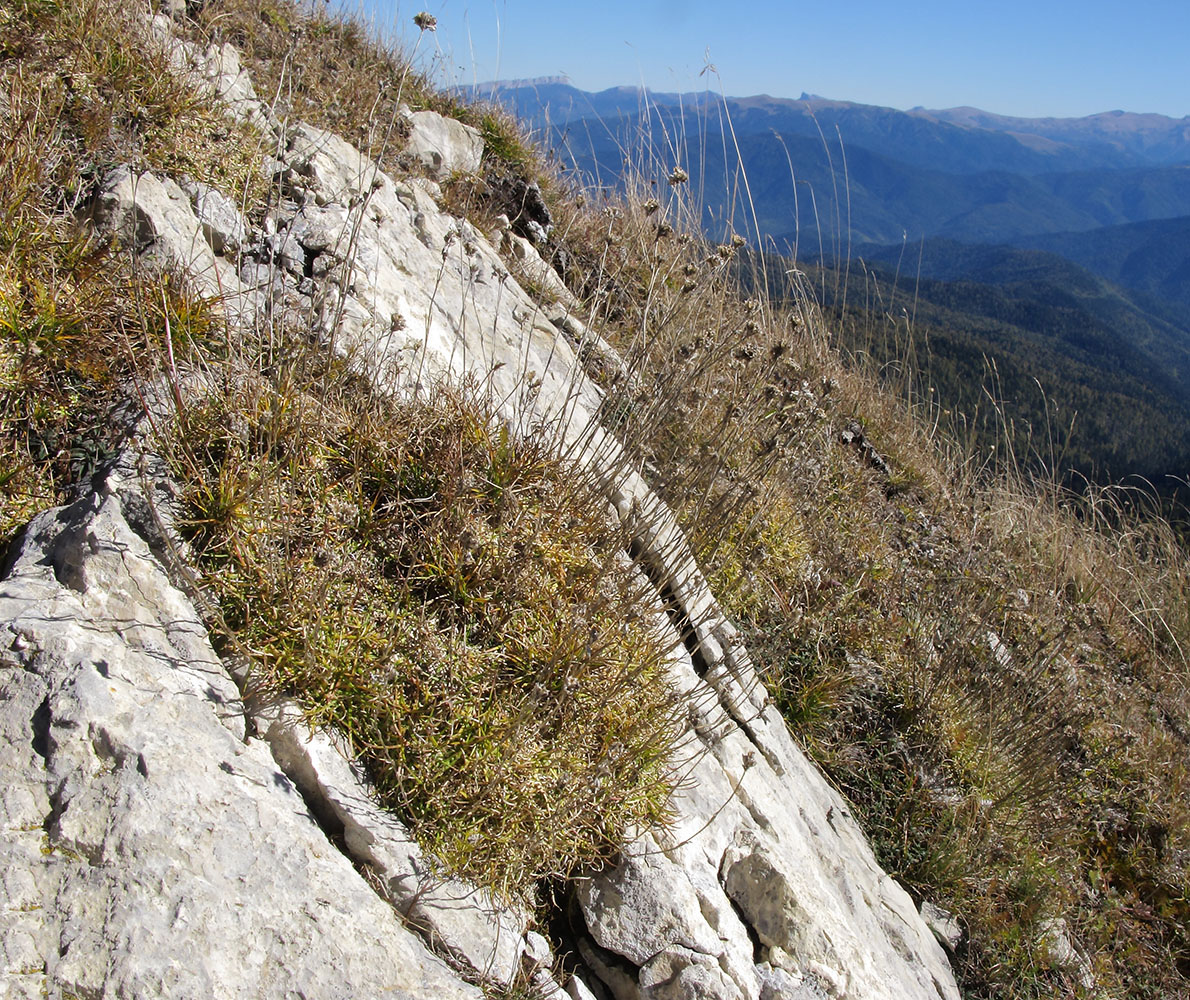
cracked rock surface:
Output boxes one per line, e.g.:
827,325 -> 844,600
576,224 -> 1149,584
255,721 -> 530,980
0,473 -> 480,1000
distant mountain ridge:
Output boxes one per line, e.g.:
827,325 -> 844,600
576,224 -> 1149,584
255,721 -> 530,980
477,82 -> 1190,175
470,82 -> 1190,251
911,105 -> 1190,165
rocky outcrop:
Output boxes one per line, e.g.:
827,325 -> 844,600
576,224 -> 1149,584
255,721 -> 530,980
401,106 -> 485,181
259,702 -> 529,985
569,633 -> 958,1000
90,165 -> 247,310
2,18 -> 961,1000
0,468 -> 481,1000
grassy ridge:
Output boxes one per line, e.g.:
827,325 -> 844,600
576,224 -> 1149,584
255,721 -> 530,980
0,0 -> 682,905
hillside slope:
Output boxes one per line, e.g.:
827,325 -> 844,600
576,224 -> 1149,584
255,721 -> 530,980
3,4 -> 1190,1000
1016,214 -> 1190,308
827,239 -> 1190,482
0,4 -> 957,1000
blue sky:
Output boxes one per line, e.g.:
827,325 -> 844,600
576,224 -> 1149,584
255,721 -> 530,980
363,0 -> 1190,118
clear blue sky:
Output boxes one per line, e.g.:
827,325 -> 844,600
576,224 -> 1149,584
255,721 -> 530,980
362,0 -> 1190,118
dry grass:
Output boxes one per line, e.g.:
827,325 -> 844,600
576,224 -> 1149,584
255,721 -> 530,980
5,0 -> 1190,993
516,93 -> 1190,995
677,318 -> 1190,996
166,338 -> 683,899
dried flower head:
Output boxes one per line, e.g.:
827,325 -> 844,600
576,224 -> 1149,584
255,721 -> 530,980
413,11 -> 437,31
643,198 -> 660,215
668,166 -> 689,186
655,222 -> 673,238
731,233 -> 746,248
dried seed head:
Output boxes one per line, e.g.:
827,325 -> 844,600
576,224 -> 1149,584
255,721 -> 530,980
643,198 -> 660,215
668,166 -> 689,186
413,11 -> 437,30
655,222 -> 673,238
731,233 -> 746,248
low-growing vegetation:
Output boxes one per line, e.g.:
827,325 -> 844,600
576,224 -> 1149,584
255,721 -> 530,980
161,2 -> 688,901
168,344 -> 682,899
4,0 -> 1189,995
0,0 -> 260,545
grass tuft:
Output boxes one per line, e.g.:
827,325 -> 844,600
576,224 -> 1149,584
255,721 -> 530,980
167,340 -> 681,899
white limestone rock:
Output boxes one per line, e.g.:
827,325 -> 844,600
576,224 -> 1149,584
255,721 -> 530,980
284,122 -> 387,207
0,476 -> 480,1000
573,641 -> 959,1000
88,165 -> 250,322
179,177 -> 249,255
919,901 -> 963,955
259,702 -> 528,986
1039,918 -> 1095,991
402,107 -> 485,181
566,972 -> 605,1000
507,232 -> 578,308
67,27 -> 964,995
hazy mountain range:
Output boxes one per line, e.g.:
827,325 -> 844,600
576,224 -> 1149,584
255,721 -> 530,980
470,80 -> 1190,487
474,81 -> 1190,243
